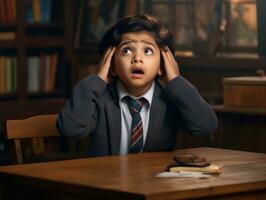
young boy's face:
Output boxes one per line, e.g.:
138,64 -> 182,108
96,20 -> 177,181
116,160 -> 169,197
113,31 -> 161,96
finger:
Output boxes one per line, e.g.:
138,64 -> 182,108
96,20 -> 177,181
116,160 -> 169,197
161,49 -> 170,66
164,47 -> 179,69
97,47 -> 113,73
100,46 -> 113,65
163,47 -> 173,59
101,47 -> 116,67
104,46 -> 116,64
161,47 -> 179,71
161,48 -> 168,60
100,47 -> 112,65
166,47 -> 179,68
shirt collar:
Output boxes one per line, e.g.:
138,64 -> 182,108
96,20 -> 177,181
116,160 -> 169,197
117,80 -> 154,107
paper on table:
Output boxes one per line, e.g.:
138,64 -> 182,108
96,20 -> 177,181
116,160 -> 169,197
168,163 -> 221,174
156,171 -> 211,178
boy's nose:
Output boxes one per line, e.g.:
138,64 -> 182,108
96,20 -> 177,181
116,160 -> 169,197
131,57 -> 143,64
131,59 -> 142,64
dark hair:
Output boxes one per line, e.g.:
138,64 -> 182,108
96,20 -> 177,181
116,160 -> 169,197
98,14 -> 175,56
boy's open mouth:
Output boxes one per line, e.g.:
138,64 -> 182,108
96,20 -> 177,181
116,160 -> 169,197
132,69 -> 144,74
131,66 -> 144,78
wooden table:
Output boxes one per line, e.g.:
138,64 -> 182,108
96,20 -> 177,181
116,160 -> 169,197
1,147 -> 266,200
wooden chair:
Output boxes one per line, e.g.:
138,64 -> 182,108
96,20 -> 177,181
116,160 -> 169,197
4,114 -> 85,164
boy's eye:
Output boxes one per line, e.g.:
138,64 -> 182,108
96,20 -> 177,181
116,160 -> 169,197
144,48 -> 153,55
122,47 -> 132,55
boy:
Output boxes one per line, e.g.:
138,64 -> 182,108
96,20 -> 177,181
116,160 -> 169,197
57,14 -> 218,156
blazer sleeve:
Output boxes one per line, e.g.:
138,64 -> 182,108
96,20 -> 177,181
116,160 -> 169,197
164,76 -> 218,135
56,75 -> 106,138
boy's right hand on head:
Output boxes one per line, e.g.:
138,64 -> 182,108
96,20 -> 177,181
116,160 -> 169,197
97,46 -> 116,83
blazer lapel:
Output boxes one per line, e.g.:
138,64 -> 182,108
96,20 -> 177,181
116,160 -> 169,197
106,82 -> 121,155
144,83 -> 167,151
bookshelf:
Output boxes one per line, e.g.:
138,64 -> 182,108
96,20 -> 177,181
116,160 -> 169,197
0,0 -> 73,122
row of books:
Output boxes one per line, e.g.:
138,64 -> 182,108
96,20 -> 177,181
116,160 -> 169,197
0,0 -> 16,24
0,56 -> 17,95
27,53 -> 58,93
26,0 -> 52,24
0,31 -> 16,41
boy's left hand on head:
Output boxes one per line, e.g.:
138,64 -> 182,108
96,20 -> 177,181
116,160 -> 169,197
160,47 -> 180,82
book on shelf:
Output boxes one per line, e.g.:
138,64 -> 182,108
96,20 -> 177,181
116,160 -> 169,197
0,32 -> 16,40
27,53 -> 58,93
48,53 -> 58,92
26,0 -> 52,24
11,0 -> 16,22
0,0 -> 7,24
40,0 -> 52,24
0,57 -> 5,94
43,54 -> 51,92
5,57 -> 12,93
26,0 -> 34,23
5,0 -> 15,24
0,0 -> 16,24
39,53 -> 46,92
32,0 -> 41,23
11,57 -> 16,93
42,53 -> 57,92
27,56 -> 41,93
0,56 -> 17,95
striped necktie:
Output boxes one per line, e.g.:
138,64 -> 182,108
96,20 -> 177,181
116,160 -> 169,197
124,96 -> 146,153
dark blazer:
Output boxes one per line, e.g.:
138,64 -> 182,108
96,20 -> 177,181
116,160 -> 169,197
56,75 -> 218,156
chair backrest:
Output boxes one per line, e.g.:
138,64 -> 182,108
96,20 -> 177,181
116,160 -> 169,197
4,114 -> 60,164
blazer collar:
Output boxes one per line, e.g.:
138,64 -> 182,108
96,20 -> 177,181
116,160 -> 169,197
144,82 -> 167,151
106,80 -> 121,155
109,79 -> 120,106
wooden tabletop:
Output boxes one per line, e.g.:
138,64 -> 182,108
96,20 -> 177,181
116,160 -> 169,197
1,147 -> 266,200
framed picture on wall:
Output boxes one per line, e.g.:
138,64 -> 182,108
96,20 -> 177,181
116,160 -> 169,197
74,0 -> 124,51
193,0 -> 223,55
174,2 -> 194,46
149,0 -> 195,49
224,0 -> 257,49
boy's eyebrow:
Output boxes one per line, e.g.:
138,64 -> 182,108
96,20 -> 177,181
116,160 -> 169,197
118,40 -> 157,48
142,40 -> 157,48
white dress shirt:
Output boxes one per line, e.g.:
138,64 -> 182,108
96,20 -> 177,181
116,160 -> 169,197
117,81 -> 155,155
